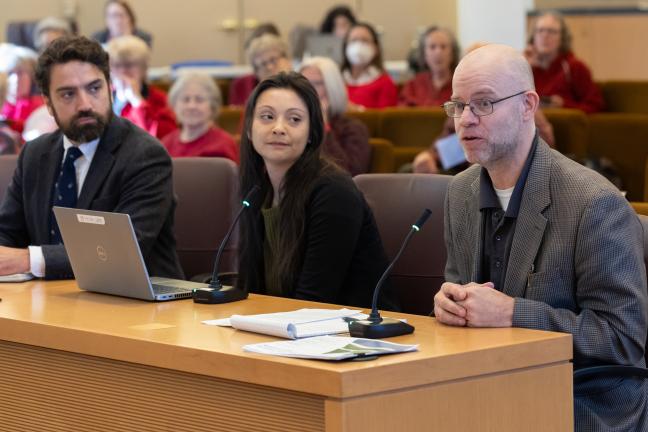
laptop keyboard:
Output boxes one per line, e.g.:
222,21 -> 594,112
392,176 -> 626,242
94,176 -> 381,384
151,284 -> 193,295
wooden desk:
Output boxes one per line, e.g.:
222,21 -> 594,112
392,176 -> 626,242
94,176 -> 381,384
0,281 -> 573,431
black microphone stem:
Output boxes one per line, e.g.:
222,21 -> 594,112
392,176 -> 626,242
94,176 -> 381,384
368,227 -> 417,322
348,208 -> 431,339
208,203 -> 247,288
208,185 -> 259,289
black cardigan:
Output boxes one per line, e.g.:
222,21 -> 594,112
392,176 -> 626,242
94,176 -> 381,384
249,174 -> 399,311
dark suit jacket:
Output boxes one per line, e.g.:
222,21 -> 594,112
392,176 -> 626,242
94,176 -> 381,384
0,116 -> 183,280
445,139 -> 648,431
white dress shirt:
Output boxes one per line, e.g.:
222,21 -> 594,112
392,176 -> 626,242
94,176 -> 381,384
28,136 -> 100,277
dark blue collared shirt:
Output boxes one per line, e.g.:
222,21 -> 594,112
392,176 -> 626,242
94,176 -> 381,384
478,132 -> 538,290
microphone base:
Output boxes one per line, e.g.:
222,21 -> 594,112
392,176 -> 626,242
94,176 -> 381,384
348,317 -> 415,339
192,285 -> 248,304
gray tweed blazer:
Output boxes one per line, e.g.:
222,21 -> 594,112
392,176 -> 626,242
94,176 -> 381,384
444,139 -> 648,431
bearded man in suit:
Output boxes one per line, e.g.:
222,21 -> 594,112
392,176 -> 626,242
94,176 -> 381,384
435,44 -> 647,431
0,35 -> 183,280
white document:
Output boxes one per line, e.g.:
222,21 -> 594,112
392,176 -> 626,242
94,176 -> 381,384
0,273 -> 34,283
435,133 -> 466,170
202,308 -> 367,339
244,335 -> 419,360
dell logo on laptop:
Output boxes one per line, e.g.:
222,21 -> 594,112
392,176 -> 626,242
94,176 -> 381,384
96,245 -> 108,262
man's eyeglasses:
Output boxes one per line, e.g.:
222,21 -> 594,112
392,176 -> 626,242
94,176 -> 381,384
442,90 -> 528,118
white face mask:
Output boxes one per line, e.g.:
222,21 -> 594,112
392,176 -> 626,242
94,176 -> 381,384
345,41 -> 375,66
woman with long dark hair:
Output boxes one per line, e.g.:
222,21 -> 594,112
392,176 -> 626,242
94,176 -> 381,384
237,71 -> 397,310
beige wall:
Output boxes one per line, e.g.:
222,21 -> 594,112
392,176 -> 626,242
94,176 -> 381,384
0,0 -> 456,66
535,0 -> 639,8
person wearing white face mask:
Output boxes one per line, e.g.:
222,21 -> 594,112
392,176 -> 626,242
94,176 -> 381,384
341,22 -> 398,109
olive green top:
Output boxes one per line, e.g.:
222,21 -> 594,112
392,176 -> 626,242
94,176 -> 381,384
261,205 -> 282,297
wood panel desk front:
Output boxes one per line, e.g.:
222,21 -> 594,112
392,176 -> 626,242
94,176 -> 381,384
0,280 -> 573,431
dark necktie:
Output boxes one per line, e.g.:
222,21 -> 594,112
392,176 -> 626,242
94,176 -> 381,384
50,146 -> 83,244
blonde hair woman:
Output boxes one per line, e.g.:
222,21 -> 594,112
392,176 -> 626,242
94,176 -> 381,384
106,35 -> 175,138
228,34 -> 292,106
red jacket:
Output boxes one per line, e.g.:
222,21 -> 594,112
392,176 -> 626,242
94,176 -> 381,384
399,71 -> 452,107
228,74 -> 259,107
532,52 -> 604,114
1,95 -> 44,133
162,126 -> 239,163
119,85 -> 177,139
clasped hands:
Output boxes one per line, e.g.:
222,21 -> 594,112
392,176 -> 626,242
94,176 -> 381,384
433,281 -> 514,327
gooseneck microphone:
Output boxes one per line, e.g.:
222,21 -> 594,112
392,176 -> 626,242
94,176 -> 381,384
349,208 -> 432,338
193,185 -> 260,304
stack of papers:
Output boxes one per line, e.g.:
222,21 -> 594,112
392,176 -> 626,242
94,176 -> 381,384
0,273 -> 34,283
203,308 -> 367,339
244,335 -> 419,360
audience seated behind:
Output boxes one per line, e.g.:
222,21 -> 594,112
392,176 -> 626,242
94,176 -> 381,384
107,35 -> 176,140
236,72 -> 398,311
0,73 -> 21,154
341,22 -> 398,109
525,11 -> 604,113
19,18 -> 73,143
0,44 -> 43,134
6,21 -> 39,51
400,39 -> 555,174
91,0 -> 152,47
32,17 -> 73,54
300,56 -> 370,176
354,173 -> 451,315
163,72 -> 238,162
319,5 -> 356,39
228,33 -> 291,107
399,26 -> 458,107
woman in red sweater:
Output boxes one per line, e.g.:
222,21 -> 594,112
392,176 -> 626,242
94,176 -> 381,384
341,22 -> 398,109
526,11 -> 604,114
163,73 -> 238,162
399,26 -> 459,107
107,35 -> 176,139
0,45 -> 43,133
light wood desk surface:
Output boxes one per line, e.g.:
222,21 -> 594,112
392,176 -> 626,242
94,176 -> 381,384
0,280 -> 573,431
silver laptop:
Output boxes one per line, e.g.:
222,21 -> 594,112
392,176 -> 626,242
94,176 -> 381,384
53,207 -> 209,301
304,34 -> 343,64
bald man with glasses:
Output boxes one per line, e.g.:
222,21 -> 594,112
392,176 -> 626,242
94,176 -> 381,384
435,44 -> 647,432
